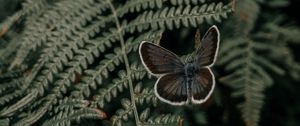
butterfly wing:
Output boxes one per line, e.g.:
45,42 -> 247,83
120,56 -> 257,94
195,25 -> 220,67
191,67 -> 215,104
154,73 -> 188,105
139,41 -> 184,75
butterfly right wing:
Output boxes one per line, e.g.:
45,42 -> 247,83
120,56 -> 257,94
139,41 -> 184,75
195,25 -> 220,67
154,73 -> 188,105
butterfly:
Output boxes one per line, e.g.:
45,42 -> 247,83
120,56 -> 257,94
139,25 -> 220,105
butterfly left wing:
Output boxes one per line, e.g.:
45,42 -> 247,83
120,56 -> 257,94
191,67 -> 215,104
139,41 -> 184,75
154,73 -> 188,105
195,25 -> 220,67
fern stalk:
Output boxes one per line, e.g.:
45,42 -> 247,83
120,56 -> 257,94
107,0 -> 140,125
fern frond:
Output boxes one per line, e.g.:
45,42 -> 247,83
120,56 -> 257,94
265,0 -> 289,7
20,84 -> 91,124
42,98 -> 106,126
264,22 -> 300,43
92,63 -> 148,108
214,1 -> 299,125
10,0 -> 110,68
12,101 -> 49,126
0,79 -> 23,95
21,0 -> 50,16
134,83 -> 157,106
0,0 -> 234,125
0,89 -> 38,117
0,118 -> 9,126
71,46 -> 125,99
169,0 -> 208,5
0,90 -> 23,106
28,30 -> 117,97
256,23 -> 300,79
42,108 -> 106,126
53,98 -> 90,114
118,0 -> 163,17
93,70 -> 129,108
218,37 -> 282,126
126,2 -> 233,32
232,0 -> 259,34
140,111 -> 183,126
0,34 -> 23,60
31,55 -> 67,95
70,30 -> 160,99
0,69 -> 24,81
111,99 -> 134,126
28,27 -> 125,98
0,0 -> 49,37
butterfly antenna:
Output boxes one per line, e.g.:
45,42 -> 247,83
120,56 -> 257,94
194,29 -> 201,50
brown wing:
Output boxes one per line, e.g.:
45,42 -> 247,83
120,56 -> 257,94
191,67 -> 215,104
195,25 -> 220,67
154,73 -> 188,105
139,41 -> 184,75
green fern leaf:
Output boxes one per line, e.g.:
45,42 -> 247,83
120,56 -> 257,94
127,2 -> 233,32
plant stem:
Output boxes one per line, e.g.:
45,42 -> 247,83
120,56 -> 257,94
107,0 -> 140,125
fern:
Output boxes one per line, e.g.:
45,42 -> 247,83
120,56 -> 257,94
140,112 -> 183,126
0,0 -> 300,126
217,0 -> 300,126
134,83 -> 158,106
2,0 -> 298,125
42,98 -> 106,126
0,0 -> 234,125
127,2 -> 233,32
110,98 -> 135,126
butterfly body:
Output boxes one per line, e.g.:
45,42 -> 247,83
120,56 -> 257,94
139,25 -> 220,105
184,62 -> 196,78
183,63 -> 195,103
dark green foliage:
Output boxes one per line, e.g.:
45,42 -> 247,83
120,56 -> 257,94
0,0 -> 233,125
0,0 -> 299,126
216,0 -> 300,126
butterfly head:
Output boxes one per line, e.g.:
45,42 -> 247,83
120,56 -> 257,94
183,53 -> 196,64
